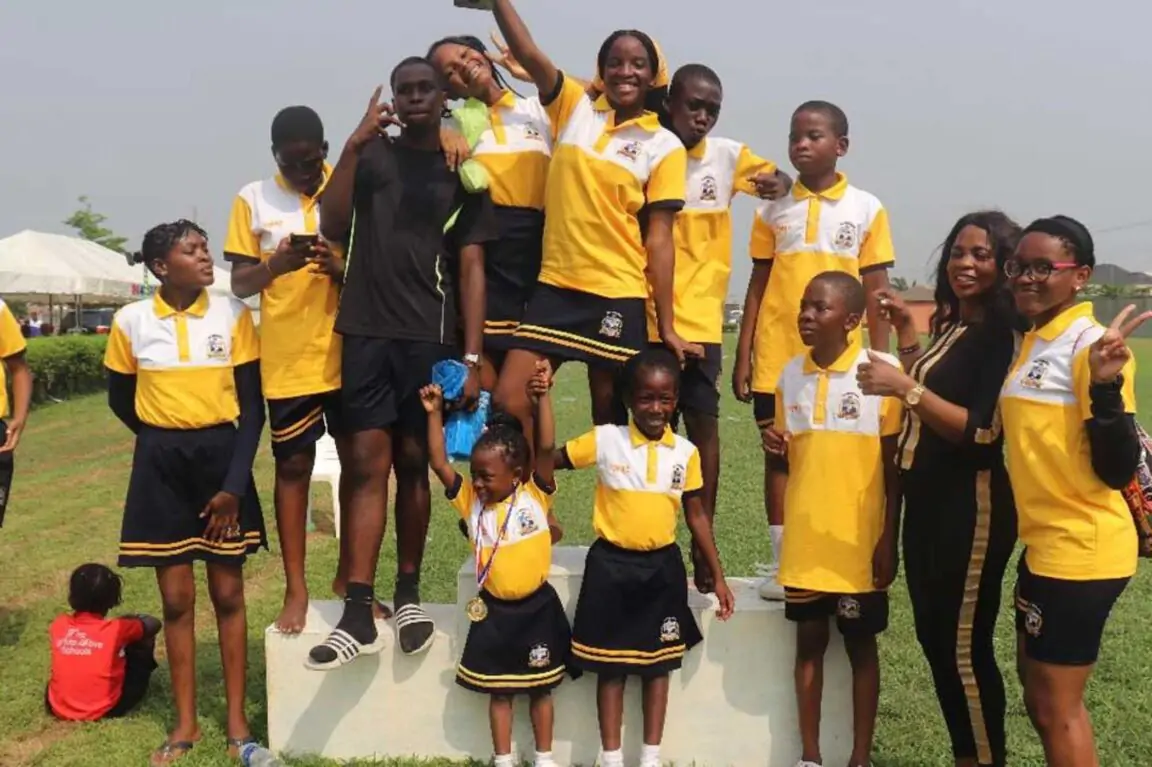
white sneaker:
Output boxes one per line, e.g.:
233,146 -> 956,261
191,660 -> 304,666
755,563 -> 786,601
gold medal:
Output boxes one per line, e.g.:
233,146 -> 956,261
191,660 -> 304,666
466,595 -> 488,623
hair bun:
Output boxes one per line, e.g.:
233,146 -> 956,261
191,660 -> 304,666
131,251 -> 145,265
486,410 -> 524,435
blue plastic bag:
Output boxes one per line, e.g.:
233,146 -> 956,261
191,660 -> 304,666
432,360 -> 490,462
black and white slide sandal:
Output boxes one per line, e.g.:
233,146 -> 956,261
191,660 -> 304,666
394,603 -> 436,656
304,628 -> 385,671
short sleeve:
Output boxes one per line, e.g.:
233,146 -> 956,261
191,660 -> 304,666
116,617 -> 146,648
104,320 -> 137,375
449,190 -> 499,248
749,207 -> 776,261
353,139 -> 391,197
859,206 -> 895,271
731,145 -> 778,197
445,473 -> 475,521
774,385 -> 785,426
646,145 -> 687,207
564,429 -> 599,470
223,195 -> 261,263
541,74 -> 587,134
0,304 -> 27,359
880,396 -> 903,436
231,307 -> 260,366
1074,347 -> 1137,419
684,448 -> 704,493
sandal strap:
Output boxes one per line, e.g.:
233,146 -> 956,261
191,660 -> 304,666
321,628 -> 369,662
155,740 -> 195,754
394,603 -> 433,629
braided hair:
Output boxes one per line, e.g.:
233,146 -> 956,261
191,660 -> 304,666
622,347 -> 682,399
474,410 -> 530,474
131,219 -> 207,277
68,563 -> 123,615
427,35 -> 521,101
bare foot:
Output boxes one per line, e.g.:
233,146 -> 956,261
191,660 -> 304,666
332,579 -> 392,621
274,590 -> 309,634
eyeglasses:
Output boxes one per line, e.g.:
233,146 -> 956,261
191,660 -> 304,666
274,152 -> 326,172
1003,259 -> 1080,282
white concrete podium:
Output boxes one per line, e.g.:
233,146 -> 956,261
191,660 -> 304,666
266,547 -> 853,766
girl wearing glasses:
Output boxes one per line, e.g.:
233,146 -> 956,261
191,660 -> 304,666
1000,215 -> 1148,765
855,211 -> 1023,767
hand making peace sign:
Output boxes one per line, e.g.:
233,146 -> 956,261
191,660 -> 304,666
1089,304 -> 1152,384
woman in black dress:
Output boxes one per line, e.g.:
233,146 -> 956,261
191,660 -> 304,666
857,210 -> 1023,767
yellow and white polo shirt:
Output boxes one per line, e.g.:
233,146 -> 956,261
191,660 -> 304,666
1001,302 -> 1138,581
104,291 -> 260,430
750,174 -> 895,393
646,137 -> 776,343
536,76 -> 687,300
448,476 -> 554,601
223,167 -> 341,401
565,423 -> 702,551
774,343 -> 902,593
0,300 -> 27,418
468,91 -> 553,211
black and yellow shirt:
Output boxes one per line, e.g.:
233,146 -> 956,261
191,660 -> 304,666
0,300 -> 27,417
104,291 -> 260,429
645,137 -> 776,343
223,167 -> 341,401
447,475 -> 555,601
774,343 -> 903,593
1000,302 -> 1138,581
536,76 -> 687,300
565,423 -> 703,551
750,174 -> 895,393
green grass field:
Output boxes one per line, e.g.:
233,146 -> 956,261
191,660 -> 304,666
1,338 -> 1150,767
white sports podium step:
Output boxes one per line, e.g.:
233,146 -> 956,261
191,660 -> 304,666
266,546 -> 853,766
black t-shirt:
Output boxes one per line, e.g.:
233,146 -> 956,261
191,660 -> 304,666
334,138 -> 498,343
898,318 -> 1018,473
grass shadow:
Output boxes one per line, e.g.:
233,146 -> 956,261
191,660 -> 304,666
0,607 -> 30,647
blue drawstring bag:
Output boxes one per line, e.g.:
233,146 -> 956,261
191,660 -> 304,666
432,360 -> 491,461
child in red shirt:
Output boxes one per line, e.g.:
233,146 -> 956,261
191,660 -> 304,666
47,563 -> 161,721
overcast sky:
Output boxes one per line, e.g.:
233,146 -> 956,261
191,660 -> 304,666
3,0 -> 1149,296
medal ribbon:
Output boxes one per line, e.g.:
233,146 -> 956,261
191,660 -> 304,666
474,485 -> 518,591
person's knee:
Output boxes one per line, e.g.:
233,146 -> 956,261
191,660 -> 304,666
795,623 -> 830,661
207,573 -> 246,618
275,449 -> 315,484
493,367 -> 532,417
160,582 -> 195,622
394,435 -> 430,479
346,435 -> 390,487
843,633 -> 878,666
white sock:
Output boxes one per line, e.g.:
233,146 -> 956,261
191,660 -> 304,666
494,754 -> 515,767
769,525 -> 785,567
640,743 -> 661,767
534,751 -> 555,767
600,748 -> 624,767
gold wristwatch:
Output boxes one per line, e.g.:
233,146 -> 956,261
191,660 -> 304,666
904,384 -> 925,407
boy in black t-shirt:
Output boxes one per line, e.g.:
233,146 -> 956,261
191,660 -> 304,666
310,56 -> 497,669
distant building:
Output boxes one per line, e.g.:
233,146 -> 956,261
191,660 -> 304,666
899,285 -> 936,335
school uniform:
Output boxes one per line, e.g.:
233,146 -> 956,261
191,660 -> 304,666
749,174 -> 894,427
447,474 -> 572,694
564,424 -> 704,676
0,299 -> 26,527
644,137 -> 776,417
1000,302 -> 1138,666
774,343 -> 902,635
464,92 -> 552,352
512,74 -> 687,367
104,291 -> 266,567
47,613 -> 157,721
223,166 -> 343,459
335,138 -> 499,436
899,320 -> 1018,767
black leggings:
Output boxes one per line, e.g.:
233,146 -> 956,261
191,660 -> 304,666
903,464 -> 1017,767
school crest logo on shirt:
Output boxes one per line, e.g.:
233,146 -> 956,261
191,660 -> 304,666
523,125 -> 544,142
834,222 -> 859,250
1022,358 -> 1050,389
670,464 -> 686,491
837,392 -> 861,420
205,334 -> 227,360
1024,603 -> 1043,637
599,310 -> 624,339
616,141 -> 642,162
517,508 -> 539,536
660,616 -> 681,643
700,175 -> 718,202
837,596 -> 861,620
527,643 -> 551,668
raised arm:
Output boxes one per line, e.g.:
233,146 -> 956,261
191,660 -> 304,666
420,384 -> 459,489
529,361 -> 556,488
491,0 -> 560,96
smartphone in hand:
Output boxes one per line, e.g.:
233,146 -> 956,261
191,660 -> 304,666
289,233 -> 319,249
454,0 -> 494,9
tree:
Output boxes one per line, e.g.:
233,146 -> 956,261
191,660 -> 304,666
890,276 -> 910,292
63,196 -> 128,254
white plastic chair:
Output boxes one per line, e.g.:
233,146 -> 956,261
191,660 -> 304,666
309,434 -> 342,538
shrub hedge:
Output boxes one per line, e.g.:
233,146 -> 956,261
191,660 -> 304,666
24,335 -> 109,405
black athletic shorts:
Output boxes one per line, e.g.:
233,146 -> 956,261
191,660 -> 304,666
785,588 -> 889,637
512,284 -> 644,369
340,336 -> 454,435
267,391 -> 343,460
483,207 -> 544,353
1014,554 -> 1129,666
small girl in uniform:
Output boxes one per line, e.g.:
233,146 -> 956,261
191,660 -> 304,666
104,220 -> 267,766
421,364 -> 570,767
552,348 -> 736,767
